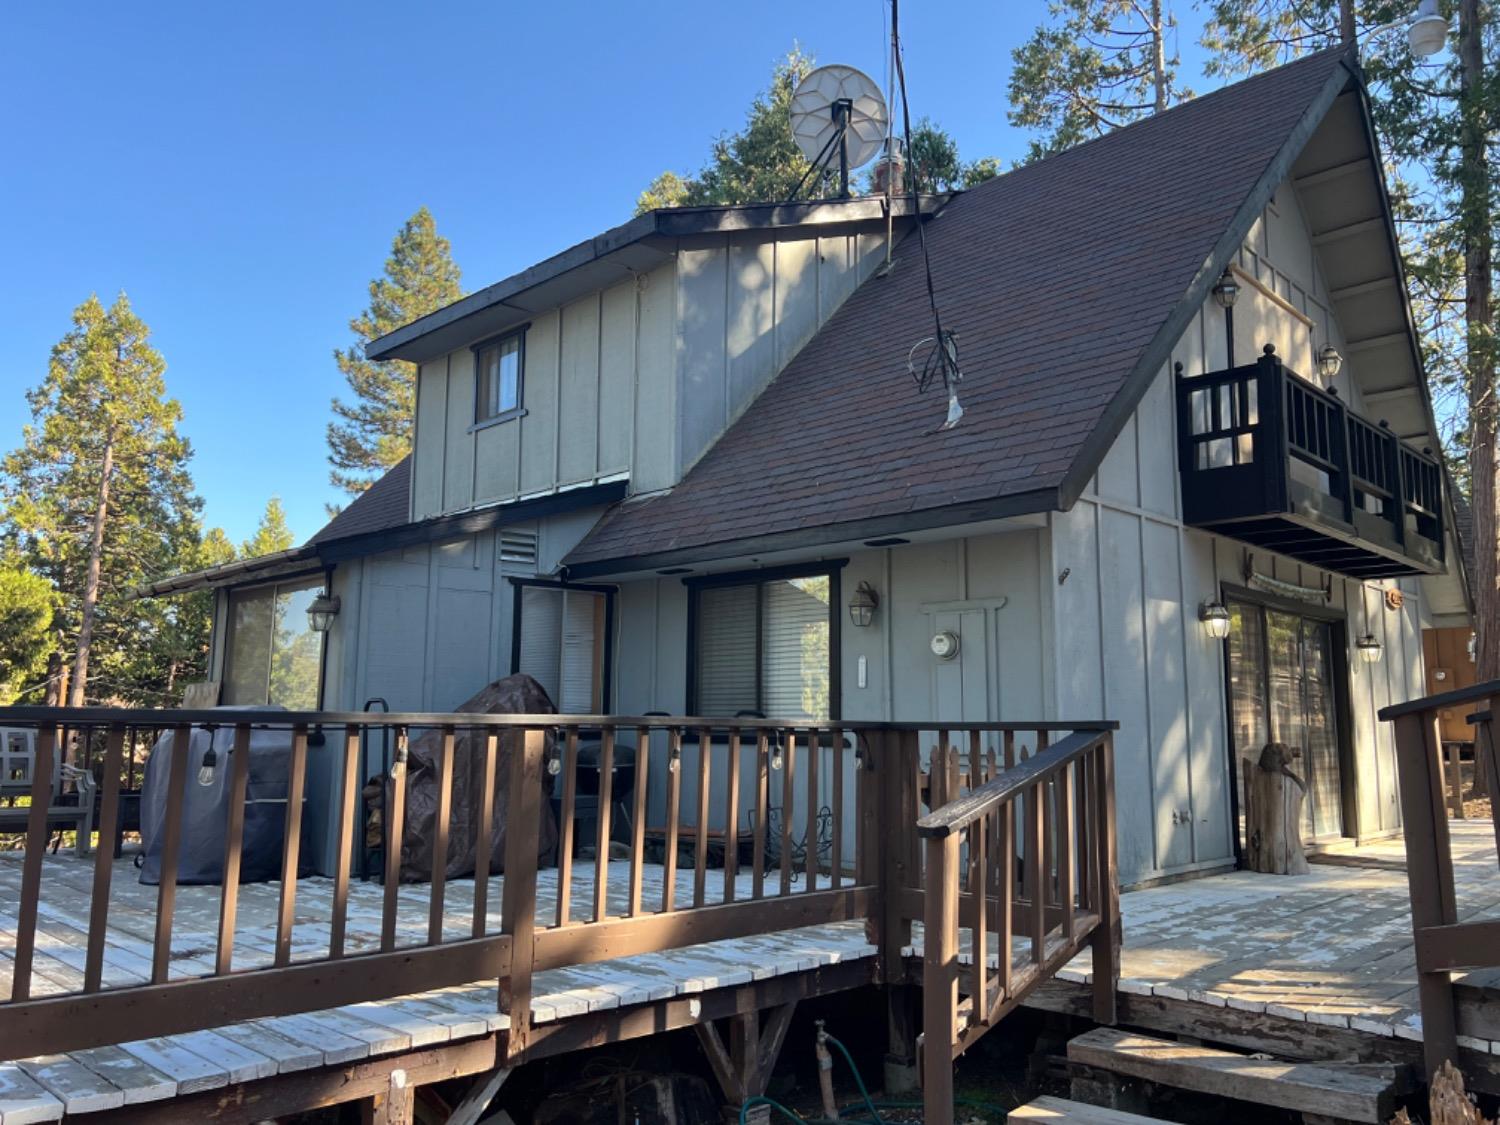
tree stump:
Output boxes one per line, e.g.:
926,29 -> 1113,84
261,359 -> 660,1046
1243,742 -> 1309,875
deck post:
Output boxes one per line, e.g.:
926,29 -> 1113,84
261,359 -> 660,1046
875,727 -> 921,1093
921,831 -> 960,1125
1392,711 -> 1459,1075
500,727 -> 544,1064
1090,733 -> 1120,1025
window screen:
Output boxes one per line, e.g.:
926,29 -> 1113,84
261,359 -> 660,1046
694,574 -> 831,720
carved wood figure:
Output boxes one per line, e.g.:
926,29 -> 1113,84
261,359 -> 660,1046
1243,741 -> 1309,875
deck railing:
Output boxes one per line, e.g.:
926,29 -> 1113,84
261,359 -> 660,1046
0,707 -> 1119,1115
1176,346 -> 1445,576
1380,681 -> 1500,1077
908,727 -> 1119,1123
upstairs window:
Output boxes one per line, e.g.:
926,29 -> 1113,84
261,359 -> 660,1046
474,329 -> 525,424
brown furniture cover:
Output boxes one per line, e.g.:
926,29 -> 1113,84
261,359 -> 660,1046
396,674 -> 559,883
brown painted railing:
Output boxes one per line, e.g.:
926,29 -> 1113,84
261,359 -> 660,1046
1381,681 -> 1500,1077
907,726 -> 1120,1125
0,707 -> 1120,1111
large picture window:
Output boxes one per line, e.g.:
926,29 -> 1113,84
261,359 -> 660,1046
222,578 -> 324,709
690,567 -> 839,721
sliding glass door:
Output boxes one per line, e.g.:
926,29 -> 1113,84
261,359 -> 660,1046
1227,600 -> 1346,843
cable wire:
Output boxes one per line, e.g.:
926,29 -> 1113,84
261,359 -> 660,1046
891,0 -> 964,429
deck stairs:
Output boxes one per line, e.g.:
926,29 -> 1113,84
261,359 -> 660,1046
1016,1027 -> 1414,1124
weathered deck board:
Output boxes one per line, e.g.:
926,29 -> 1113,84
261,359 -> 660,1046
0,852 -> 872,1114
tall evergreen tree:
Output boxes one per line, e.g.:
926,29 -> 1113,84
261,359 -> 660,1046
0,559 -> 54,704
1199,2 -> 1499,682
1,294 -> 203,707
242,496 -> 295,557
635,49 -> 996,213
1008,0 -> 1187,159
328,207 -> 463,497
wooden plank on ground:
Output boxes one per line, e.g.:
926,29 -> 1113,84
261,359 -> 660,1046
1066,1028 -> 1396,1122
1010,1095 -> 1169,1122
67,1045 -> 175,1105
15,1054 -> 124,1115
116,1038 -> 227,1097
0,1065 -> 62,1124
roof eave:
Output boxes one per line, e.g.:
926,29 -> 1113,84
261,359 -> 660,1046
365,196 -> 949,364
1057,51 -> 1361,511
562,485 -> 1061,580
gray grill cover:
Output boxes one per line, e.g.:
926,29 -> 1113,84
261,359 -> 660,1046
138,711 -> 309,886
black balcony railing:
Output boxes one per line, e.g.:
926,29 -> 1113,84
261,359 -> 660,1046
1176,345 -> 1444,578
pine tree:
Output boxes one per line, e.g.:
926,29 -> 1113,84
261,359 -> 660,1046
635,49 -> 996,212
1008,0 -> 1187,159
1,294 -> 203,708
241,496 -> 295,557
1199,2 -> 1499,683
328,207 -> 463,497
0,559 -> 54,704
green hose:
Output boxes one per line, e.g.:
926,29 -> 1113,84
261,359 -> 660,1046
820,1031 -> 885,1123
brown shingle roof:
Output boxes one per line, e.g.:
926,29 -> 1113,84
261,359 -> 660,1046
309,456 -> 412,545
565,48 -> 1356,575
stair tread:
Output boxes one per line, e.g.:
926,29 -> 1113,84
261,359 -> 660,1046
1066,1027 -> 1395,1123
1010,1094 -> 1173,1122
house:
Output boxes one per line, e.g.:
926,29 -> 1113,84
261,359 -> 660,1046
144,45 -> 1472,890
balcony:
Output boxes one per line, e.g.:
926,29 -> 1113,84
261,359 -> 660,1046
1176,346 -> 1445,578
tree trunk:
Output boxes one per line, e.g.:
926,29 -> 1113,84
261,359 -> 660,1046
68,426 -> 116,716
1339,0 -> 1357,46
1458,0 -> 1497,686
1150,0 -> 1167,113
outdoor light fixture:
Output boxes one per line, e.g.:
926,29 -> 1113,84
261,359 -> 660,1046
1408,0 -> 1448,57
307,591 -> 341,633
1357,633 -> 1385,664
1318,344 -> 1343,379
1469,631 -> 1478,663
1211,268 -> 1240,309
197,736 -> 218,788
848,581 -> 879,628
1200,600 -> 1232,640
770,739 -> 785,771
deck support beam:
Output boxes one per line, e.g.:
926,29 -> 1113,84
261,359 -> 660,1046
694,1002 -> 797,1115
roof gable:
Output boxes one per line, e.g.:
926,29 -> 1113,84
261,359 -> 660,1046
564,48 -> 1360,576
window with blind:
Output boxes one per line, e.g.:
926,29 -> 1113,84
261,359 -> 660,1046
693,573 -> 833,720
512,584 -> 609,713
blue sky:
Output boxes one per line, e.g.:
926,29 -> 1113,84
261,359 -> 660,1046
0,2 -> 1215,546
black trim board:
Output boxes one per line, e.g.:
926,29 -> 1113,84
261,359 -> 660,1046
366,197 -> 946,363
1058,53 -> 1361,511
315,481 -> 628,564
562,486 -> 1057,580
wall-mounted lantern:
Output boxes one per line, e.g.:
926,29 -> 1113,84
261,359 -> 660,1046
1211,268 -> 1240,309
848,581 -> 879,628
1356,632 -> 1384,664
1200,600 -> 1232,640
1318,344 -> 1343,380
307,591 -> 341,633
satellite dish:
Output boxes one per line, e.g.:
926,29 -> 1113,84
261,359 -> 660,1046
789,64 -> 888,197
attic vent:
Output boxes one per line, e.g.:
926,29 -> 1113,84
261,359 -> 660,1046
499,528 -> 539,574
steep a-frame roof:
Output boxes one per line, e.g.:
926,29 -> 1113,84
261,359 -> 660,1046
564,48 -> 1363,577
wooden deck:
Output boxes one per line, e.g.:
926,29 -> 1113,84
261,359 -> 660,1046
1,825 -> 1493,1119
0,851 -> 875,1119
